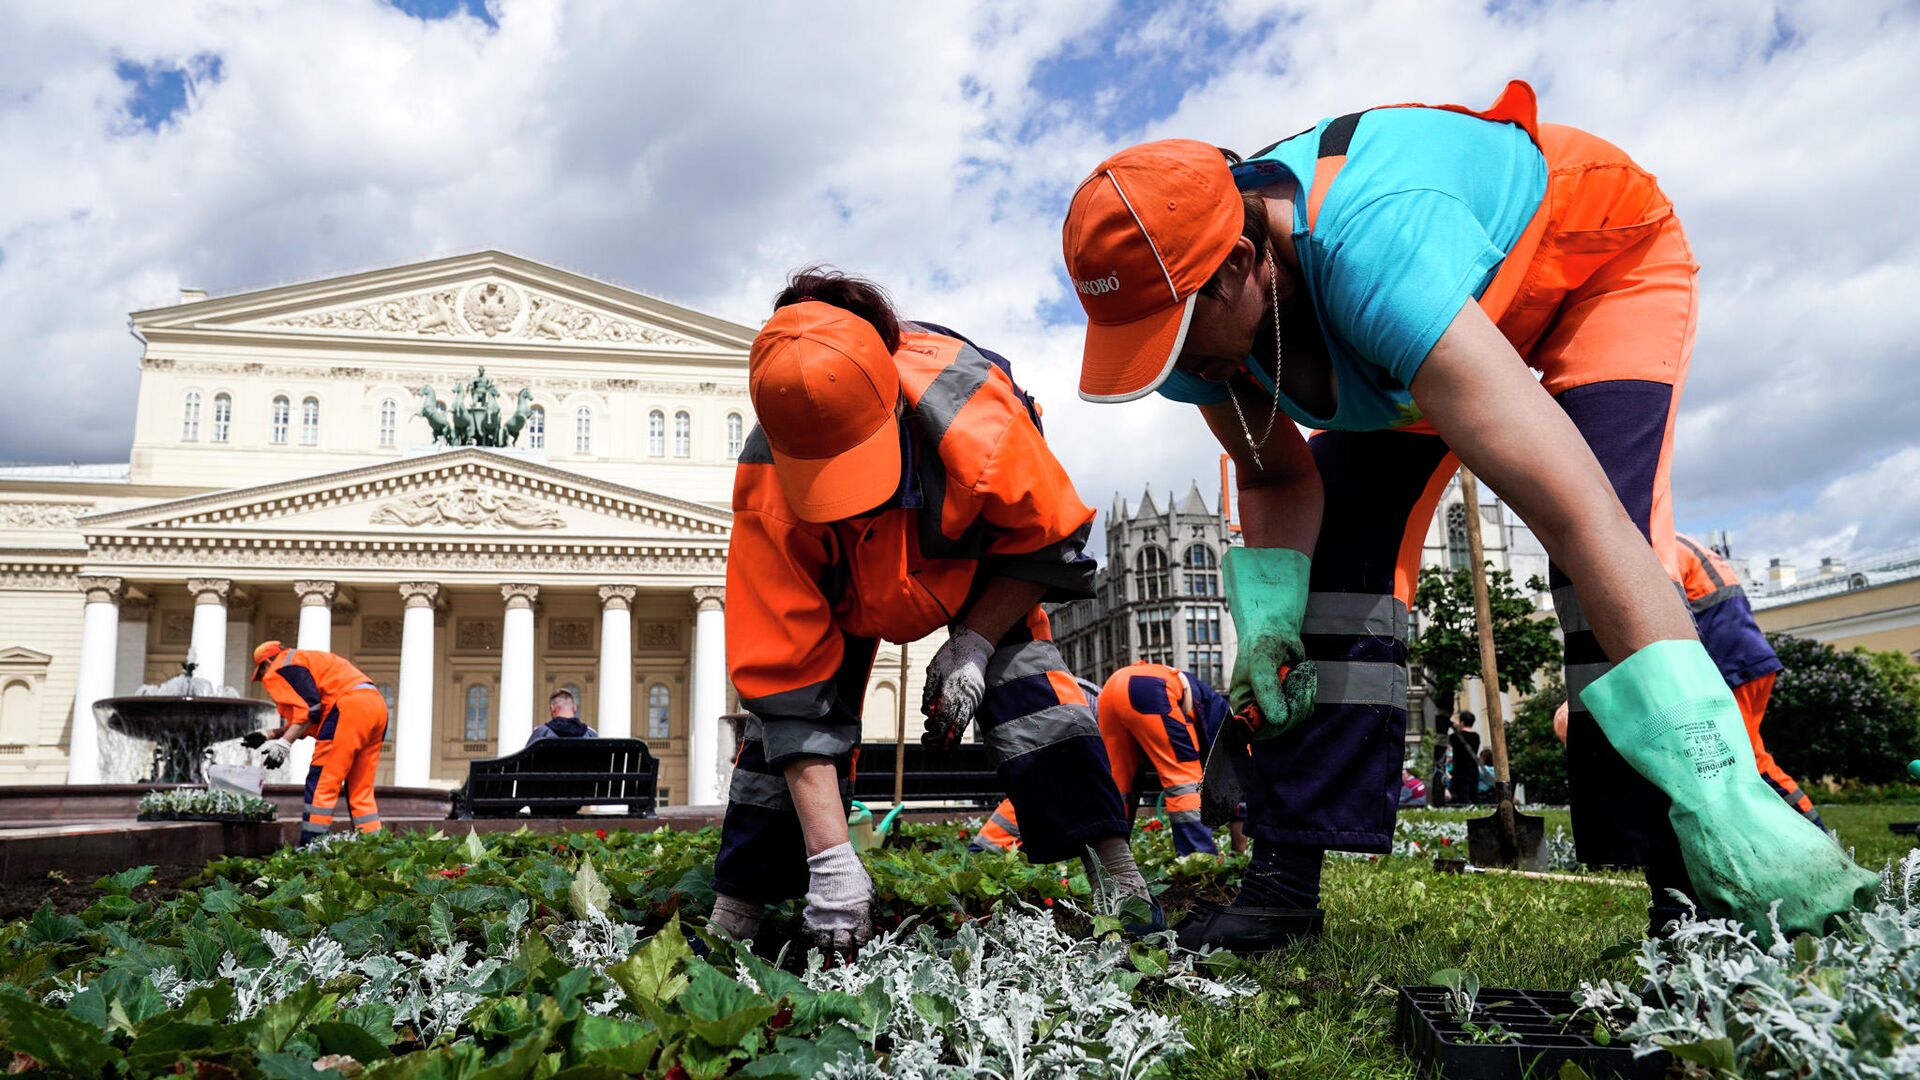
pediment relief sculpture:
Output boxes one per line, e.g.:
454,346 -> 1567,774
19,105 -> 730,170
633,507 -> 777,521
368,485 -> 565,531
267,280 -> 704,348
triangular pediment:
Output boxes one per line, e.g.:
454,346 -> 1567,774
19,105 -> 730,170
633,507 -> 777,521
131,250 -> 755,353
0,647 -> 53,666
80,448 -> 732,543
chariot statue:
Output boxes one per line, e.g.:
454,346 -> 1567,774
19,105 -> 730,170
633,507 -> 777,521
416,368 -> 538,448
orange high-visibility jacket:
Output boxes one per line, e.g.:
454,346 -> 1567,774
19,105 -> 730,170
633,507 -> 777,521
261,650 -> 376,733
1675,535 -> 1781,688
727,323 -> 1096,723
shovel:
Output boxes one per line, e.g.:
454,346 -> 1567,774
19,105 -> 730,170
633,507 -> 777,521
1456,469 -> 1546,870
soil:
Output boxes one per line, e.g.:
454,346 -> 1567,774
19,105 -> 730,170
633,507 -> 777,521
0,862 -> 205,921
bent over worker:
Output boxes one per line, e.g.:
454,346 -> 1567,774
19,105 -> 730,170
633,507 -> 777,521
709,270 -> 1146,956
247,641 -> 388,846
973,665 -> 1234,857
1060,79 -> 1873,947
1675,535 -> 1824,829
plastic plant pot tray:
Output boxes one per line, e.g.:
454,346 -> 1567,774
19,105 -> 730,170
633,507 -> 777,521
1396,985 -> 1668,1080
1890,821 -> 1918,836
136,811 -> 276,824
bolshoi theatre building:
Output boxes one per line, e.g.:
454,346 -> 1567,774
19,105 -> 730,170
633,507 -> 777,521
0,251 -> 932,804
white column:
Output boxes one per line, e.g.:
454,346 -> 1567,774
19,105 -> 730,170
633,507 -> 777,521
393,582 -> 440,787
113,596 -> 151,697
688,585 -> 727,805
294,581 -> 336,651
187,579 -> 231,681
496,583 -> 539,754
68,576 -> 123,785
597,585 -> 636,738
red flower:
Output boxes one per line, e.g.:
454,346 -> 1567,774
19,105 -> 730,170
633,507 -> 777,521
1042,897 -> 1054,907
664,1067 -> 690,1080
1143,819 -> 1164,832
1440,837 -> 1453,846
769,1004 -> 793,1030
594,828 -> 608,840
436,866 -> 467,879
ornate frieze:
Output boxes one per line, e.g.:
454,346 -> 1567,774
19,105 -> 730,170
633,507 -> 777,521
81,540 -> 726,576
362,617 -> 403,651
261,279 -> 706,350
160,612 -> 194,645
368,486 -> 565,530
144,358 -> 751,396
0,503 -> 88,529
548,619 -> 595,651
455,618 -> 502,651
640,622 -> 682,649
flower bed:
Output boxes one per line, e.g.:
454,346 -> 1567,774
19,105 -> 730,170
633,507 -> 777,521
135,788 -> 277,823
0,822 -> 1250,1077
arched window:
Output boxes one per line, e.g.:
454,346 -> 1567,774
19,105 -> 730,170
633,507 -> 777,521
1183,545 -> 1219,595
300,396 -> 320,446
726,413 -> 744,458
212,393 -> 232,443
1446,503 -> 1470,569
647,684 -> 671,739
574,406 -> 592,454
375,683 -> 395,712
647,410 -> 665,457
378,397 -> 397,447
464,685 -> 491,741
1135,546 -> 1169,601
673,410 -> 691,457
181,392 -> 201,441
527,406 -> 546,450
270,396 -> 290,445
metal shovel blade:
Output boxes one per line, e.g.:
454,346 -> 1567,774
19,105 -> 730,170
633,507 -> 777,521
1466,793 -> 1547,871
1200,722 -> 1254,828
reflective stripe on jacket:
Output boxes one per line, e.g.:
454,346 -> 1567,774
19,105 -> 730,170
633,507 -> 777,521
262,650 -> 376,731
726,323 -> 1096,725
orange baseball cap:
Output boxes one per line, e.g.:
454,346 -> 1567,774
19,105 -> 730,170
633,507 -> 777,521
251,640 -> 285,680
748,301 -> 902,523
1062,139 -> 1243,402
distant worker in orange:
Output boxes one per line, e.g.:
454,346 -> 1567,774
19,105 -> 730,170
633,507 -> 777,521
973,664 -> 1239,857
244,641 -> 389,846
1551,536 -> 1825,827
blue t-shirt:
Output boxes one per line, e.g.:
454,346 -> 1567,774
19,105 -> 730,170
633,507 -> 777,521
1158,107 -> 1546,431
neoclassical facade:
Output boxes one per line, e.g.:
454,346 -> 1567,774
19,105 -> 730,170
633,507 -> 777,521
0,250 -> 842,803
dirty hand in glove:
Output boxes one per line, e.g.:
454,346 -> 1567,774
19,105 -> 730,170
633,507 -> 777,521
240,731 -> 269,750
1224,547 -> 1317,738
259,739 -> 293,768
921,626 -> 994,752
804,841 -> 874,957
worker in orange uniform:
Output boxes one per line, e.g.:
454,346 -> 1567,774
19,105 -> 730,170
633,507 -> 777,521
973,665 -> 1239,857
709,270 -> 1147,957
245,641 -> 388,846
1059,79 -> 1873,946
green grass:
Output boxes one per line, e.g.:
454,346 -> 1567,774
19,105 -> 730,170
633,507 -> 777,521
1164,804 -> 1920,1079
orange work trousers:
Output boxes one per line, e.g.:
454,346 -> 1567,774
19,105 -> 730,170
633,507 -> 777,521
1732,672 -> 1823,826
300,686 -> 388,846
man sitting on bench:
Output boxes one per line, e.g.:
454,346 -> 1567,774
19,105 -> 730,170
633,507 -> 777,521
526,689 -> 597,746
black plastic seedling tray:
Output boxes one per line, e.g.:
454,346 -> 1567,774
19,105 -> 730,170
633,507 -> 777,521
137,811 -> 276,824
1890,820 -> 1918,836
1397,986 -> 1668,1079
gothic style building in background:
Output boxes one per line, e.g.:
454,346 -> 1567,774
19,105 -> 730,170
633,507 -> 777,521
0,252 -> 937,802
1052,483 -> 1235,689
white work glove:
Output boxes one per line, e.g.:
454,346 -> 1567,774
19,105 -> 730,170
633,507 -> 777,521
921,627 -> 993,753
803,841 -> 873,958
260,739 -> 293,769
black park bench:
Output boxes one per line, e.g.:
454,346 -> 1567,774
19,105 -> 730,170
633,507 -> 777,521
449,737 -> 660,819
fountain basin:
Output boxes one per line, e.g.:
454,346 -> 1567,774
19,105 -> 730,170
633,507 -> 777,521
94,694 -> 277,784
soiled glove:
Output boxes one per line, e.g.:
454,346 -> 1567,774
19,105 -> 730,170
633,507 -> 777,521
803,841 -> 873,957
260,739 -> 293,769
1582,640 -> 1878,938
1224,547 -> 1317,738
921,627 -> 994,753
240,731 -> 269,750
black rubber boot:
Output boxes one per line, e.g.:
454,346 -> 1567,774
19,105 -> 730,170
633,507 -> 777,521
1175,901 -> 1323,954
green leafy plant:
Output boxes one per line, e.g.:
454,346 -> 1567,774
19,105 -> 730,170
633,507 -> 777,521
1409,563 -> 1560,727
137,788 -> 276,821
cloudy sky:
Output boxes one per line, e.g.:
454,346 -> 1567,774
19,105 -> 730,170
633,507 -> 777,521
1,0 -> 1914,571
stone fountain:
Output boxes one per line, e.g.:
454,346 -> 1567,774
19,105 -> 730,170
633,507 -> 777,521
91,651 -> 278,784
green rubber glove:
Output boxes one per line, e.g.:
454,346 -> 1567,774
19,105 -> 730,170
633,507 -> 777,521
1223,547 -> 1317,739
1581,640 -> 1878,937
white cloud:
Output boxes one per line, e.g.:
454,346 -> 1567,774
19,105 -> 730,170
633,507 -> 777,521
0,0 -> 1913,571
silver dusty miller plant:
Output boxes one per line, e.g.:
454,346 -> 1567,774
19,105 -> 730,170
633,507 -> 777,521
1580,850 -> 1920,1078
791,903 -> 1254,1079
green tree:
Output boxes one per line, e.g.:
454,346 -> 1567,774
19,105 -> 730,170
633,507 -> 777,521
1408,563 -> 1561,727
1763,634 -> 1920,783
1506,676 -> 1570,803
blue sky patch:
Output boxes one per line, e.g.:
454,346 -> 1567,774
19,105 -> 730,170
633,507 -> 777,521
386,0 -> 499,29
114,54 -> 224,133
